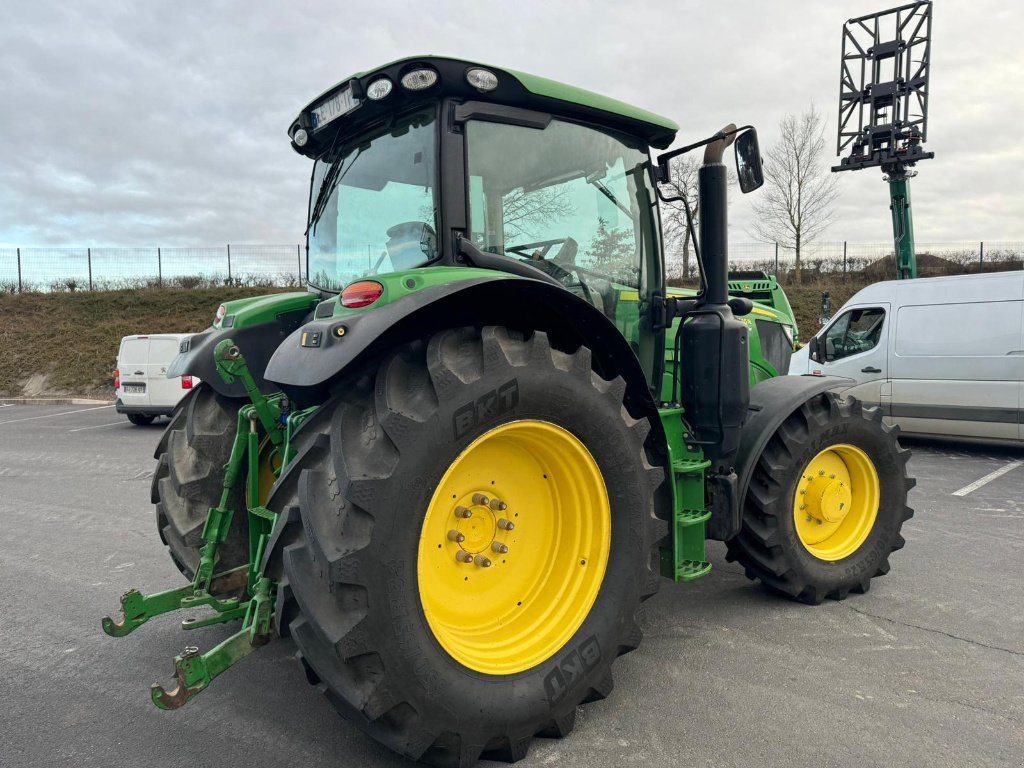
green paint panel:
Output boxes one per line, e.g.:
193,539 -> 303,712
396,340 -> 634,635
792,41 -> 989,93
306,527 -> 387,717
505,67 -> 678,133
214,291 -> 319,330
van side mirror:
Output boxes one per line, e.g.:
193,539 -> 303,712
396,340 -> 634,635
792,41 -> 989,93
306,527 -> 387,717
734,129 -> 764,193
809,335 -> 821,363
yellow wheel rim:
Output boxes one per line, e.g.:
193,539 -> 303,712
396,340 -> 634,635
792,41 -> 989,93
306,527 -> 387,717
417,420 -> 611,675
793,443 -> 880,561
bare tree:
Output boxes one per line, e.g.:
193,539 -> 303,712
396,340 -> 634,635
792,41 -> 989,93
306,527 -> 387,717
750,105 -> 839,283
659,155 -> 736,283
659,155 -> 701,282
501,186 -> 575,242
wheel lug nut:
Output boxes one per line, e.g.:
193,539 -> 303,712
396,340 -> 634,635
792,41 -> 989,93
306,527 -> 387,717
474,555 -> 492,568
830,473 -> 836,479
491,542 -> 509,554
472,493 -> 490,506
818,470 -> 826,476
497,518 -> 515,531
447,530 -> 465,543
489,498 -> 508,511
455,551 -> 474,563
455,506 -> 472,519
799,504 -> 806,510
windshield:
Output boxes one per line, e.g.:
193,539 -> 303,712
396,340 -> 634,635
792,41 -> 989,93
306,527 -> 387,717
307,110 -> 438,291
466,118 -> 658,303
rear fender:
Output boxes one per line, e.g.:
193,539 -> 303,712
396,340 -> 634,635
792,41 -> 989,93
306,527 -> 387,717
264,276 -> 662,433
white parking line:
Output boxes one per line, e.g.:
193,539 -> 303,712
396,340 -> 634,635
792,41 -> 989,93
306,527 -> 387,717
952,460 -> 1024,497
69,421 -> 126,433
0,404 -> 114,426
0,404 -> 13,408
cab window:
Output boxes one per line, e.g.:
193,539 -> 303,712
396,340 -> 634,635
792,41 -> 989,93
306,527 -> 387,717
464,117 -> 659,342
823,307 -> 886,361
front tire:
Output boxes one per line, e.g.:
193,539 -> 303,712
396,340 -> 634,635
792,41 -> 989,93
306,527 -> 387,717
265,327 -> 663,766
127,413 -> 155,426
726,392 -> 914,604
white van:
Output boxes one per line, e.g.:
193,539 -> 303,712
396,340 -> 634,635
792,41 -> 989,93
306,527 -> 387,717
789,271 -> 1024,442
115,334 -> 199,425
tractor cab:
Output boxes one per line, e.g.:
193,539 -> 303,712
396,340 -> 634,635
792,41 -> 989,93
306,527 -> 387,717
293,57 -> 674,360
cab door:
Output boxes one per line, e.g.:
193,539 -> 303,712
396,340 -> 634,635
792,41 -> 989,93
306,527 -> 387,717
810,304 -> 890,408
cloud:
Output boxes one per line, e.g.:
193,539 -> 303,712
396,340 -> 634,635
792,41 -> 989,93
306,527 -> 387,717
0,0 -> 1020,249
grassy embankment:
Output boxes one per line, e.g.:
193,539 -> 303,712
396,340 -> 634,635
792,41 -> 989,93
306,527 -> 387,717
0,279 -> 864,399
0,286 -> 295,399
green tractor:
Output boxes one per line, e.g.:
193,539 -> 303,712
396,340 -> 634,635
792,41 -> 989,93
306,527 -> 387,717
104,56 -> 914,766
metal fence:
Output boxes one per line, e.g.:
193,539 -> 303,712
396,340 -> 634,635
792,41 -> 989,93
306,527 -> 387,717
2,241 -> 1022,293
0,244 -> 305,293
666,241 -> 1024,282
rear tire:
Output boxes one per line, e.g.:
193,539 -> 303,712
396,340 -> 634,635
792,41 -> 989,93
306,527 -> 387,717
128,414 -> 155,426
264,327 -> 664,767
151,384 -> 249,579
726,393 -> 914,604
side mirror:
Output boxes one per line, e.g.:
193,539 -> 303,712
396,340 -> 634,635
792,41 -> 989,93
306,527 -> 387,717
809,335 -> 821,363
734,129 -> 764,193
653,157 -> 671,185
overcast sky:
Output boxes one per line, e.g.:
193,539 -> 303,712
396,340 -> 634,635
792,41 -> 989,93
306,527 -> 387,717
1,0 -> 1021,248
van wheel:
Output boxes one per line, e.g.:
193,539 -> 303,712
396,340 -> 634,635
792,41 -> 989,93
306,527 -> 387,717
128,414 -> 155,426
727,393 -> 914,604
151,384 -> 249,579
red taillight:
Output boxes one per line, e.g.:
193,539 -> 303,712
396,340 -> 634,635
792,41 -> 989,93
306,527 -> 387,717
181,375 -> 194,390
341,280 -> 384,309
114,368 -> 120,390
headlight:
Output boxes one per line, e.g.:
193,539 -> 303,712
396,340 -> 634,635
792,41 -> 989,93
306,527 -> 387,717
781,324 -> 794,347
366,77 -> 393,100
466,68 -> 498,91
400,68 -> 438,91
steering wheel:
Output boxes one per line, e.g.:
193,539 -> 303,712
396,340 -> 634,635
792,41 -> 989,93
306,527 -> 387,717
506,237 -> 577,264
505,237 -> 593,303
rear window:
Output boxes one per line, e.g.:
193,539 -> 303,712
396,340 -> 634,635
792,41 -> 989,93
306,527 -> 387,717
119,339 -> 148,365
150,338 -> 181,362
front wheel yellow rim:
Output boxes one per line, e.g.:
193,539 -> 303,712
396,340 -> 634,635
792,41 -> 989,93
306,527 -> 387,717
417,420 -> 611,675
794,443 -> 880,561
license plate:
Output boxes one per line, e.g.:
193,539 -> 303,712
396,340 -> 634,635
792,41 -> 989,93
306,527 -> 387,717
310,86 -> 358,130
123,384 -> 145,394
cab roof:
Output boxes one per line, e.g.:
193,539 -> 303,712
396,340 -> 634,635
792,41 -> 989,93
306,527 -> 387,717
289,55 -> 679,156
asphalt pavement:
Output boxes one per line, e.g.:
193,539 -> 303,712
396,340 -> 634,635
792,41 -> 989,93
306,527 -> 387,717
1,403 -> 1022,768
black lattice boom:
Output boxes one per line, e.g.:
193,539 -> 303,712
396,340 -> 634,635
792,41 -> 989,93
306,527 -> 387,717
833,1 -> 934,172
